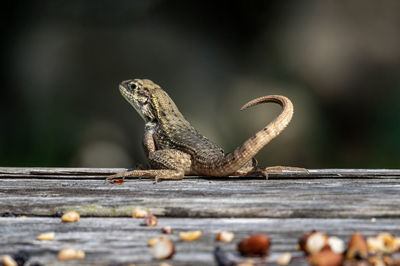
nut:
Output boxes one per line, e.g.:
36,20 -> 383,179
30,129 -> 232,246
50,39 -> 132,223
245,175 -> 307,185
327,236 -> 345,254
179,231 -> 202,241
308,250 -> 343,266
1,255 -> 17,266
368,233 -> 399,253
367,236 -> 386,253
150,237 -> 175,259
61,211 -> 80,222
143,214 -> 158,226
132,208 -> 148,218
237,234 -> 270,256
37,231 -> 55,241
377,232 -> 395,252
161,226 -> 173,234
277,252 -> 292,265
345,232 -> 368,260
216,231 -> 234,243
299,230 -> 319,253
306,232 -> 328,255
58,248 -> 85,260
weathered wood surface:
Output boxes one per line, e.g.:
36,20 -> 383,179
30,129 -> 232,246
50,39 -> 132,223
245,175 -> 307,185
1,167 -> 400,265
1,217 -> 400,266
1,167 -> 400,179
1,177 -> 400,218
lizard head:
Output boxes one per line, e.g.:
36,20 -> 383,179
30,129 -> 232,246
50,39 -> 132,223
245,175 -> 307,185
119,79 -> 183,123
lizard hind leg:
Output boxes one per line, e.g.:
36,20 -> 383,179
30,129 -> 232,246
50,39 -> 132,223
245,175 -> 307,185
232,166 -> 309,179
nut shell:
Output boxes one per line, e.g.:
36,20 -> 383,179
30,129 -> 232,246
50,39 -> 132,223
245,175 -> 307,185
237,234 -> 270,256
308,250 -> 343,266
345,232 -> 368,260
150,237 -> 175,259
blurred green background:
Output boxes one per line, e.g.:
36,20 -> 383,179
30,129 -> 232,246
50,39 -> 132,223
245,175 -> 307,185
1,1 -> 399,169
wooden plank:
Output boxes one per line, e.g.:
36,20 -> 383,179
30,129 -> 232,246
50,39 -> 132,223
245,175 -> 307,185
1,217 -> 399,266
1,167 -> 400,179
1,177 -> 400,218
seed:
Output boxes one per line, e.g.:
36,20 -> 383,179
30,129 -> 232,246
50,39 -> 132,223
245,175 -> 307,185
143,214 -> 158,226
216,231 -> 234,243
61,211 -> 80,222
277,252 -> 292,265
179,231 -> 202,241
161,226 -> 173,234
1,255 -> 17,266
58,248 -> 85,260
37,231 -> 55,241
58,248 -> 77,260
132,208 -> 148,218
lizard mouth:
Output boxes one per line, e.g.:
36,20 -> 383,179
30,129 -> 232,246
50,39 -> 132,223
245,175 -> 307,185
119,84 -> 148,121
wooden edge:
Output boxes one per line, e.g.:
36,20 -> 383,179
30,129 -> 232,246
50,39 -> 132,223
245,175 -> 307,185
0,167 -> 400,179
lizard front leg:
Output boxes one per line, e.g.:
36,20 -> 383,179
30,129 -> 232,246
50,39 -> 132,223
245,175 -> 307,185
105,149 -> 191,183
106,129 -> 192,183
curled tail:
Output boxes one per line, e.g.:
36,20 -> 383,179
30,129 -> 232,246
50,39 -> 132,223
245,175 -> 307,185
195,95 -> 293,176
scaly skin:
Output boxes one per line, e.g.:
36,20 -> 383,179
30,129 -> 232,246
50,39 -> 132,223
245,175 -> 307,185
107,79 -> 298,182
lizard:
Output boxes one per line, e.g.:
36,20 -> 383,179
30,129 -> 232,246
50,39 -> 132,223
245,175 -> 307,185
107,78 -> 303,182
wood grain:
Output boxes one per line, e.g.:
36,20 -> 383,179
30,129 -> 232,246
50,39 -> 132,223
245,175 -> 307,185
1,167 -> 400,265
1,217 -> 399,266
1,177 -> 400,218
1,167 -> 400,179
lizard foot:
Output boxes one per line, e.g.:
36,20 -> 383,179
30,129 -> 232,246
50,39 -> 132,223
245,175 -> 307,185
233,166 -> 309,179
105,169 -> 184,184
260,166 -> 309,179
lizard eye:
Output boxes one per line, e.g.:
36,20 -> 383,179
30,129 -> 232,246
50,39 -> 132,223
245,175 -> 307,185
129,82 -> 138,90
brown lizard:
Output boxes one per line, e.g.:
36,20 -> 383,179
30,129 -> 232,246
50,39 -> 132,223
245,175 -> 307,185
107,78 -> 302,182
